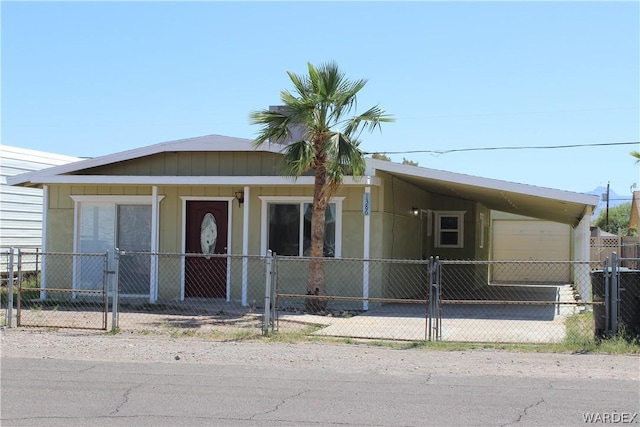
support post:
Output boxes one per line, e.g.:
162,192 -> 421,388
362,184 -> 371,311
41,185 -> 49,300
150,185 -> 159,303
242,186 -> 250,306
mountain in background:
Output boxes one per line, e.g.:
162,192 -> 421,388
587,186 -> 633,219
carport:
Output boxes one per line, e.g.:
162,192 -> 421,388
367,160 -> 599,302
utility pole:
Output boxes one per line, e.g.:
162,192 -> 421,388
605,181 -> 610,229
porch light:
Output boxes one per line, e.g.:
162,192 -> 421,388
235,191 -> 245,207
411,207 -> 419,217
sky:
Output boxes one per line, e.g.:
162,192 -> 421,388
2,1 -> 639,206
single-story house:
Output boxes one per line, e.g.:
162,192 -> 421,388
8,134 -> 599,306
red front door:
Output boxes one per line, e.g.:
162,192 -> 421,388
185,201 -> 228,298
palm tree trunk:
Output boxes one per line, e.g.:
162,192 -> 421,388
306,160 -> 329,312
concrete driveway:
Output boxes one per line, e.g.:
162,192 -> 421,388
278,284 -> 582,343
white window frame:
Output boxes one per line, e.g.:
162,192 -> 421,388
259,196 -> 344,257
70,195 -> 164,298
434,211 -> 465,248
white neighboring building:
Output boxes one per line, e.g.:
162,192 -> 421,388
1,145 -> 81,270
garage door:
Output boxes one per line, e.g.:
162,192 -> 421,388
492,220 -> 570,283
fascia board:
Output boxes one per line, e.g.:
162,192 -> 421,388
367,158 -> 598,207
15,175 -> 381,186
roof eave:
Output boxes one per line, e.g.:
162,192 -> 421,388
9,175 -> 382,187
7,134 -> 286,187
366,158 -> 599,207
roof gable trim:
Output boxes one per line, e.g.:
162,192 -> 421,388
8,134 -> 286,186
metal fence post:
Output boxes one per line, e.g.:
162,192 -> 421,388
425,257 -> 431,341
102,251 -> 109,330
610,252 -> 619,336
111,249 -> 120,332
428,256 -> 441,341
271,253 -> 277,332
435,256 -> 442,340
603,257 -> 610,334
263,250 -> 273,335
16,249 -> 22,327
6,248 -> 14,328
17,248 -> 23,295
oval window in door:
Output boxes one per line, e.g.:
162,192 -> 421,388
200,213 -> 218,258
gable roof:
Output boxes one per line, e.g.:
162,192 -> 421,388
7,134 -> 280,187
8,134 -> 598,226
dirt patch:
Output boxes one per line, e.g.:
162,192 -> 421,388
7,304 -> 309,337
1,327 -> 638,382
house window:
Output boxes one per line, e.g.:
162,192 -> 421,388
260,197 -> 343,257
434,211 -> 465,248
72,196 -> 157,296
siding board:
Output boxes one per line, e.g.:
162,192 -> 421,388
1,146 -> 80,257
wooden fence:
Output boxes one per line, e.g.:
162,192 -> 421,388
590,236 -> 640,268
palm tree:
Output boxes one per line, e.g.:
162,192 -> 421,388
250,61 -> 393,311
631,151 -> 640,164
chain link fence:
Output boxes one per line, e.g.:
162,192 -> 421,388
3,249 -> 108,330
113,252 -> 267,335
272,257 -> 604,343
2,248 -> 637,345
591,254 -> 640,339
436,260 -> 598,343
273,256 -> 432,340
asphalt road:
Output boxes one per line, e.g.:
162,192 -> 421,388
2,353 -> 638,426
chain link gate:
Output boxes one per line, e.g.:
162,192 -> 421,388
268,254 -> 439,341
594,252 -> 640,338
267,256 -> 607,343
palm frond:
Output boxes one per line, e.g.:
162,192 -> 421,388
278,139 -> 315,177
248,110 -> 292,147
325,133 -> 367,185
286,70 -> 311,100
342,105 -> 394,137
251,61 -> 391,186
